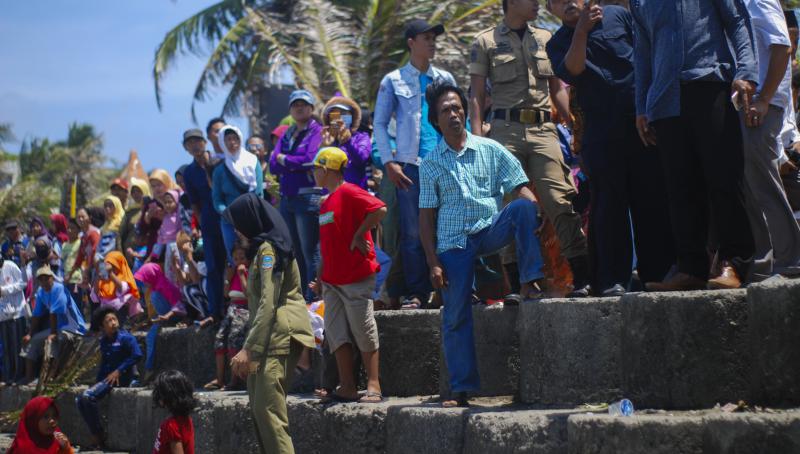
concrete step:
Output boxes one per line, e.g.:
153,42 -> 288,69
1,386 -> 798,454
76,277 -> 800,410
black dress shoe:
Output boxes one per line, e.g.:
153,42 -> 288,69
566,284 -> 591,298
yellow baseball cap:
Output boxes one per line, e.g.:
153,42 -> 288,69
313,147 -> 348,171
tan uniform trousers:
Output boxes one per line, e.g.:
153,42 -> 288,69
491,119 -> 587,259
247,341 -> 303,454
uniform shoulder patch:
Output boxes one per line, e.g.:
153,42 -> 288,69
261,254 -> 275,271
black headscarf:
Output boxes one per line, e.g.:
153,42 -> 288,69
222,193 -> 294,269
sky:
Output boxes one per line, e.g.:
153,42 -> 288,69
0,0 -> 253,173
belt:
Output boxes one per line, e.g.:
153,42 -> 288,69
493,108 -> 551,125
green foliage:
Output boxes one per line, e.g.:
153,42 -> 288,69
0,123 -> 118,224
154,0 -> 523,119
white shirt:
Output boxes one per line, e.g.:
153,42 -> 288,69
746,0 -> 793,110
0,261 -> 30,322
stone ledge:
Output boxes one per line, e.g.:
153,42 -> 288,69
2,386 -> 800,454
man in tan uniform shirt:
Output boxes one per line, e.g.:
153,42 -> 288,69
469,0 -> 591,297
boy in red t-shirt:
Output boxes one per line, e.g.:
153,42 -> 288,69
313,147 -> 387,403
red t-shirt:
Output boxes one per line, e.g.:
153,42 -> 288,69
153,416 -> 194,454
320,183 -> 386,285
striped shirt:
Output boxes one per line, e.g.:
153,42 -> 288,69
419,132 -> 528,253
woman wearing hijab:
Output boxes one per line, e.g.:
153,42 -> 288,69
139,169 -> 177,258
90,251 -> 143,324
25,217 -> 59,263
120,177 -> 151,267
224,193 -> 314,454
321,96 -> 372,190
8,396 -> 74,454
49,214 -> 69,248
98,195 -> 124,257
212,125 -> 264,264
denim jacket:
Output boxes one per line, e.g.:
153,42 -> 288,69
631,0 -> 757,122
374,63 -> 456,166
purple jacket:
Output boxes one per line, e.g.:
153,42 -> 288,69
336,131 -> 372,190
269,120 -> 323,197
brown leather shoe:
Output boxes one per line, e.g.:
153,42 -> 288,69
707,262 -> 742,290
645,272 -> 707,292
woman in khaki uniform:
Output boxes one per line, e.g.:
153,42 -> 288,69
224,193 -> 316,454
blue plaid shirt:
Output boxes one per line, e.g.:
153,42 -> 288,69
419,132 -> 529,253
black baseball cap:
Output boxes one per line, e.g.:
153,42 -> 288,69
405,19 -> 445,40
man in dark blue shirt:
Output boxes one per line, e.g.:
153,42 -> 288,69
76,307 -> 142,449
632,0 -> 757,290
545,0 -> 674,295
182,127 -> 225,321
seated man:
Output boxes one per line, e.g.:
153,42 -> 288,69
419,82 -> 545,407
76,307 -> 143,449
19,266 -> 87,384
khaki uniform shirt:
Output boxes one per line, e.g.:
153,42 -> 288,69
244,242 -> 315,359
469,22 -> 555,111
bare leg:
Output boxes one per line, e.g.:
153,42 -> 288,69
296,347 -> 312,371
360,349 -> 382,402
25,359 -> 35,383
333,343 -> 358,399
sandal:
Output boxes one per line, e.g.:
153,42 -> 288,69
203,379 -> 222,391
320,391 -> 360,404
359,391 -> 384,403
441,392 -> 470,408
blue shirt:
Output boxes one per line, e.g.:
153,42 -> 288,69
418,73 -> 441,158
184,157 -> 221,228
546,6 -> 636,144
212,160 -> 264,214
97,329 -> 142,384
33,282 -> 87,334
631,0 -> 758,122
374,63 -> 456,166
419,132 -> 529,253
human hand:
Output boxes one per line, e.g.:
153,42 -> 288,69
746,97 -> 769,128
430,265 -> 448,289
576,4 -> 603,35
309,279 -> 321,297
732,80 -> 756,113
22,334 -> 31,345
350,235 -> 370,256
46,333 -> 57,344
230,349 -> 252,380
104,369 -> 121,386
385,162 -> 413,190
236,263 -> 247,275
635,115 -> 657,147
54,431 -> 70,448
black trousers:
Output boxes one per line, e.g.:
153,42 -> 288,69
582,120 -> 675,291
652,81 -> 754,279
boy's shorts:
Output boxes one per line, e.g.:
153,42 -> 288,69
214,305 -> 250,356
322,274 -> 379,353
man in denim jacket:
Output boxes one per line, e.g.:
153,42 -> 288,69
373,19 -> 456,307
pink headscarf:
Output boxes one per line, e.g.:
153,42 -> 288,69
133,263 -> 181,307
157,190 -> 181,244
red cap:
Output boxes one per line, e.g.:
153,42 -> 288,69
110,178 -> 129,191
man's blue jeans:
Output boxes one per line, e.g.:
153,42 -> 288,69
280,193 -> 321,301
439,199 -> 544,393
396,164 -> 432,299
76,380 -> 113,436
145,291 -> 173,371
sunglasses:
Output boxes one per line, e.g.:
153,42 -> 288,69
247,144 -> 264,151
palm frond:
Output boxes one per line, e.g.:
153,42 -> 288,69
153,0 -> 252,110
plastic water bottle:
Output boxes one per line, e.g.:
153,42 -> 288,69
608,399 -> 634,416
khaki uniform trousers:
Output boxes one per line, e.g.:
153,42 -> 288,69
247,341 -> 303,454
491,119 -> 587,259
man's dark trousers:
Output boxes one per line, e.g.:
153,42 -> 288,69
652,81 -> 754,279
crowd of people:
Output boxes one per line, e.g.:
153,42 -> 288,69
3,0 -> 800,451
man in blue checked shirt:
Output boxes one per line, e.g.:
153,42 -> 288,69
419,82 -> 545,408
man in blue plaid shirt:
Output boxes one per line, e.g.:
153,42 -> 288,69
419,82 -> 545,407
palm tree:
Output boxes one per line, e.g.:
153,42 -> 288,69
153,0 -> 506,123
